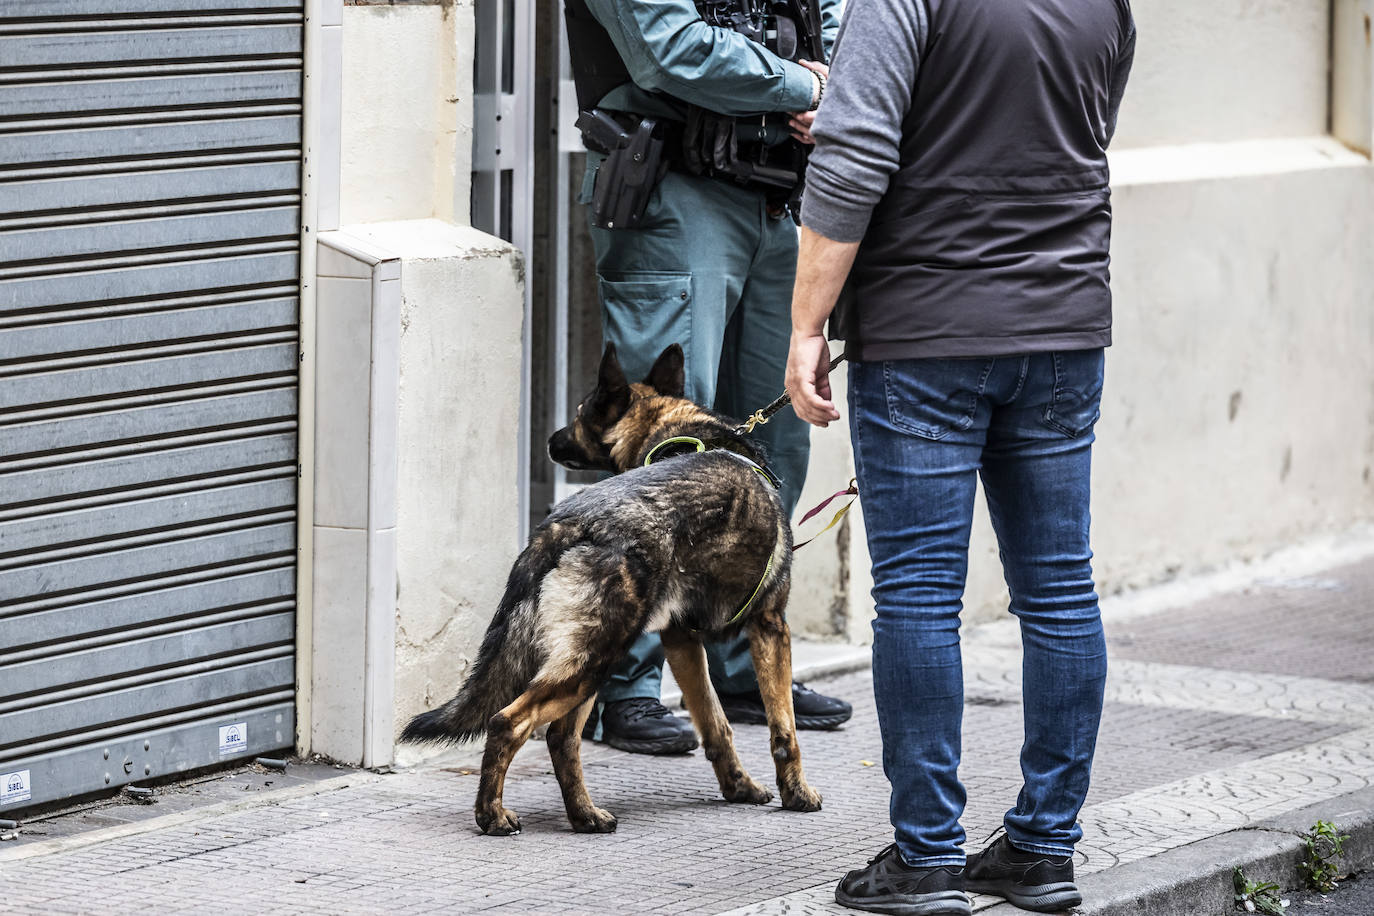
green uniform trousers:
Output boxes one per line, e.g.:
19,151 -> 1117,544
583,159 -> 810,701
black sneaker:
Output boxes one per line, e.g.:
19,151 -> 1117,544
717,682 -> 853,729
964,834 -> 1081,913
835,844 -> 971,915
586,698 -> 698,755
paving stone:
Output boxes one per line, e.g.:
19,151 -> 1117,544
6,558 -> 1374,913
1107,557 -> 1374,683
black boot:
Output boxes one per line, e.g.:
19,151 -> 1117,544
586,698 -> 698,755
717,682 -> 853,729
835,844 -> 971,915
964,834 -> 1081,913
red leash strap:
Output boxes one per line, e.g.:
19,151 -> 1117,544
793,479 -> 859,551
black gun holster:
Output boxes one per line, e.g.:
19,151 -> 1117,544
578,110 -> 669,230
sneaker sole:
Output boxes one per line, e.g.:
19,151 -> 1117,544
600,733 -> 698,755
834,888 -> 971,916
964,879 -> 1081,913
721,706 -> 852,730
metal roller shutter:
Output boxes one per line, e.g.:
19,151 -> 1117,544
0,0 -> 302,812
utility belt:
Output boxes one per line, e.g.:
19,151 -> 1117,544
578,107 -> 807,230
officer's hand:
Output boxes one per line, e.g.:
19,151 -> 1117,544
797,60 -> 829,111
790,60 -> 829,144
786,332 -> 841,427
789,111 -> 816,145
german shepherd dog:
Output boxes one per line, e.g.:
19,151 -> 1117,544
402,342 -> 822,835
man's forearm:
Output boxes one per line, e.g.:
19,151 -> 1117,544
792,226 -> 860,335
785,227 -> 858,426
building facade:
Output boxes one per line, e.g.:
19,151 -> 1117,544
2,0 -> 1372,812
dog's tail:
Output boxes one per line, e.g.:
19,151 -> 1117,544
400,549 -> 549,744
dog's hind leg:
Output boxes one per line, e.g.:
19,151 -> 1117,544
546,693 -> 617,833
746,589 -> 823,813
476,681 -> 589,835
661,626 -> 773,805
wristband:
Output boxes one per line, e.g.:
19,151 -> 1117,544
809,71 -> 827,111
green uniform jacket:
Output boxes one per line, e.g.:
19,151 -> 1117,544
587,0 -> 841,124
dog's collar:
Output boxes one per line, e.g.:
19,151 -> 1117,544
642,436 -> 781,490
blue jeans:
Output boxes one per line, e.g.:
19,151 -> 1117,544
849,351 -> 1108,866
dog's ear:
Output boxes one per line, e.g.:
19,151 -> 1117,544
643,344 -> 685,398
594,342 -> 631,421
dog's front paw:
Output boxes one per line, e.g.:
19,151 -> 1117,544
570,806 -> 618,834
781,784 -> 823,812
722,775 -> 774,805
476,806 -> 522,835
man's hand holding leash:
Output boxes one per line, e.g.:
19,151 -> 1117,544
786,332 -> 838,427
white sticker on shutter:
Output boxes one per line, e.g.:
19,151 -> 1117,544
219,723 -> 248,756
2,770 -> 32,805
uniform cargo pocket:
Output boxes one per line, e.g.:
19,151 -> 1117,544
598,272 -> 694,381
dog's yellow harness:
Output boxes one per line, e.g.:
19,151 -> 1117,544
643,436 -> 779,625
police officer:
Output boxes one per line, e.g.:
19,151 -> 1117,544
566,0 -> 852,754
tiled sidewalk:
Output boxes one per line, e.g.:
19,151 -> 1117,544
3,558 -> 1372,915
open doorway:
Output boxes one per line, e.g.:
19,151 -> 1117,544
527,0 -> 604,529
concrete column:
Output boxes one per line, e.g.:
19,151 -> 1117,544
312,221 -> 523,767
310,231 -> 403,767
1333,0 -> 1374,156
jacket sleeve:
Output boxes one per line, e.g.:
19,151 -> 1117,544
584,0 -> 817,117
801,0 -> 928,242
819,0 -> 841,60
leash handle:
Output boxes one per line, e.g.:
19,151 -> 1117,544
735,349 -> 849,436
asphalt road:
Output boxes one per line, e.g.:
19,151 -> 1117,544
1284,871 -> 1373,915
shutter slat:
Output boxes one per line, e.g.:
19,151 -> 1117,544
0,26 -> 302,68
2,1 -> 303,17
0,71 -> 301,119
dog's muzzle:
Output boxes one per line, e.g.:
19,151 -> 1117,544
547,428 -> 602,472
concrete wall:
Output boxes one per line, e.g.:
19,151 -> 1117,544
304,4 -> 525,764
1101,143 -> 1374,586
1111,0 -> 1330,149
352,222 -> 524,747
314,0 -> 1374,762
789,4 -> 1374,642
1334,0 -> 1374,155
338,3 -> 473,225
310,219 -> 524,766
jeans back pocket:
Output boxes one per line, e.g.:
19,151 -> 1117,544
1041,349 -> 1105,437
882,358 -> 992,441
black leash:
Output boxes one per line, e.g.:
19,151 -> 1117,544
733,350 -> 848,436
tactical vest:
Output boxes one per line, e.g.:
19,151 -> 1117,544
564,0 -> 824,204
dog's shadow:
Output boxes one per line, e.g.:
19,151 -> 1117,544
459,727 -> 800,837
460,790 -> 791,838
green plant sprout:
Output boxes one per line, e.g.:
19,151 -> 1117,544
1298,820 -> 1349,892
1233,866 -> 1289,915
